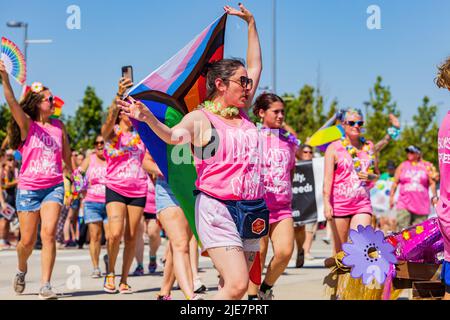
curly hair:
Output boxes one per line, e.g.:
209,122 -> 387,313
435,56 -> 450,89
7,88 -> 48,149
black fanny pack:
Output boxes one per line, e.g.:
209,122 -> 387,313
194,190 -> 269,239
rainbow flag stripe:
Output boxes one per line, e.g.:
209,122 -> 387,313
128,14 -> 227,240
1,37 -> 26,85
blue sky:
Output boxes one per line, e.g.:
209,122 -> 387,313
1,0 -> 450,125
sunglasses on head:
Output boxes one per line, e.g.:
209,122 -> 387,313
228,76 -> 253,90
345,120 -> 364,127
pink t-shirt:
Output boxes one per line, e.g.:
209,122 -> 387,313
144,176 -> 156,214
85,153 -> 107,203
104,127 -> 148,198
437,111 -> 450,261
396,160 -> 430,215
194,109 -> 264,201
330,140 -> 374,217
18,119 -> 64,190
261,130 -> 297,216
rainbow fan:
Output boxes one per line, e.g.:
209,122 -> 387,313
1,37 -> 26,85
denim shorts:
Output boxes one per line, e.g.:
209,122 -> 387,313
84,201 -> 108,224
155,178 -> 180,214
16,183 -> 65,212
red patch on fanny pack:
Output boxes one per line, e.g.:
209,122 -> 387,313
252,218 -> 266,235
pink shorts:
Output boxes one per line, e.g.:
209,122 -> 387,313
269,209 -> 293,225
195,192 -> 260,253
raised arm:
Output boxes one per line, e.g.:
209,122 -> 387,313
0,60 -> 30,139
374,114 -> 400,153
101,78 -> 133,141
224,3 -> 262,107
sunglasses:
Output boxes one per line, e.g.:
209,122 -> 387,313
345,120 -> 364,127
42,96 -> 54,104
228,76 -> 253,90
303,150 -> 313,154
94,141 -> 105,147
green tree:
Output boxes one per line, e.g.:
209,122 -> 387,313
398,97 -> 439,168
65,86 -> 104,151
283,84 -> 339,144
0,103 -> 11,147
363,76 -> 401,171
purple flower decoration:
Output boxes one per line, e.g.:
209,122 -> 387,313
342,225 -> 397,285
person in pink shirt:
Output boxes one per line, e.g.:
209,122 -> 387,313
1,61 -> 73,299
435,60 -> 450,299
78,135 -> 108,278
389,145 -> 438,231
117,3 -> 263,300
101,78 -> 156,294
247,93 -> 298,300
323,108 -> 380,254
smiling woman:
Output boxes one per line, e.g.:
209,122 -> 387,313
116,3 -> 264,300
0,60 -> 73,300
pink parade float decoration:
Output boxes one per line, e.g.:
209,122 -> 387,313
385,218 -> 444,264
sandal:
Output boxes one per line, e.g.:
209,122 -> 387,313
119,282 -> 133,294
103,273 -> 117,294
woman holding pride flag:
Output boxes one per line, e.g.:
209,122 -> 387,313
117,3 -> 264,300
101,77 -> 158,294
247,93 -> 298,300
1,60 -> 73,299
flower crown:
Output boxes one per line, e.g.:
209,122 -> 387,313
30,82 -> 44,94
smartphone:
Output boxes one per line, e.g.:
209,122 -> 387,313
121,65 -> 133,82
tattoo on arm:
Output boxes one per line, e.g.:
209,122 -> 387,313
225,246 -> 243,252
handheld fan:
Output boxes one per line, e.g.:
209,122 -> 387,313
1,37 -> 27,85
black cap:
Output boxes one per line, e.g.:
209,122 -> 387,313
405,145 -> 421,154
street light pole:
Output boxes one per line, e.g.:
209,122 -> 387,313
272,0 -> 277,94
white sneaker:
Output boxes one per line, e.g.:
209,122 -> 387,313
39,283 -> 58,300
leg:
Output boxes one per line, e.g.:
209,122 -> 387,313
263,218 -> 294,287
39,202 -> 61,285
134,217 -> 145,266
120,205 -> 144,284
147,219 -> 161,260
16,211 -> 40,273
106,202 -> 127,274
247,235 -> 269,296
396,209 -> 410,231
303,222 -> 318,258
330,217 -> 351,253
158,206 -> 194,299
350,213 -> 373,231
88,222 -> 103,269
294,224 -> 306,267
207,246 -> 249,300
159,242 -> 176,297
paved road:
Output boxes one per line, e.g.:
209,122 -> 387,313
0,230 -> 409,300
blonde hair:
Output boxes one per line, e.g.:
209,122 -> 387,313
435,56 -> 450,89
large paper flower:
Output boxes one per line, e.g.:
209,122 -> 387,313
343,225 -> 397,285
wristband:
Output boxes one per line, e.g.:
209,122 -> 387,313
387,126 -> 400,140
